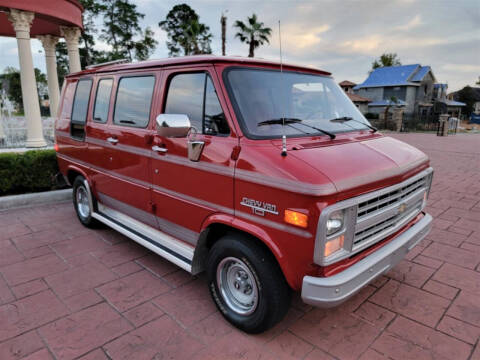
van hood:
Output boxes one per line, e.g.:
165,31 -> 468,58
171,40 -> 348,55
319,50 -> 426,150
288,136 -> 429,195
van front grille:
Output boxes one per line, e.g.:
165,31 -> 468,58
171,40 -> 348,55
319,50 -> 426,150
352,175 -> 428,250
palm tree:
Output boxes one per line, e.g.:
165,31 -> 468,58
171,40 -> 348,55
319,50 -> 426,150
182,19 -> 212,55
234,14 -> 272,57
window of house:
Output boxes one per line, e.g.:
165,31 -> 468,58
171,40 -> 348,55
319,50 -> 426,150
164,73 -> 229,135
93,78 -> 113,123
114,76 -> 155,128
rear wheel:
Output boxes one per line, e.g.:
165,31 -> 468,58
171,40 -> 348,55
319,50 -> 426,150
206,233 -> 291,333
72,176 -> 99,228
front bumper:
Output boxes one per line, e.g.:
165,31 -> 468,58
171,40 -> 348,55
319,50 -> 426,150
301,213 -> 432,308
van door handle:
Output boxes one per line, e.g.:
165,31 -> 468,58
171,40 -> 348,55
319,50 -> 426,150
152,145 -> 168,153
107,137 -> 118,144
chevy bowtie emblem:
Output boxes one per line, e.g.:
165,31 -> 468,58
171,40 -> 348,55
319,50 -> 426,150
398,203 -> 407,214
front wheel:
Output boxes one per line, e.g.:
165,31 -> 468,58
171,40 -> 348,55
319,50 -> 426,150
206,233 -> 291,333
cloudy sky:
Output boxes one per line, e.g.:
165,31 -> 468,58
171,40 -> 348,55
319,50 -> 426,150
1,0 -> 479,91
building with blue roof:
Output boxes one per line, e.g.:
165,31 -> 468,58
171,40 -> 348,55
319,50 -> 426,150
354,64 -> 437,115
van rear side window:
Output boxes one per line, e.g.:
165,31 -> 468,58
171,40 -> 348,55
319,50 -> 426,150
71,79 -> 92,139
114,76 -> 155,128
93,78 -> 113,123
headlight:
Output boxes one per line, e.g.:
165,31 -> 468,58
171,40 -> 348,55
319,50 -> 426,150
326,209 -> 344,235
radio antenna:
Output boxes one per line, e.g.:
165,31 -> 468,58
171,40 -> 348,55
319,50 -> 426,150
279,20 -> 287,157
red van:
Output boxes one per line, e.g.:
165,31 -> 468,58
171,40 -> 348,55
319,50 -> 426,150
55,56 -> 433,333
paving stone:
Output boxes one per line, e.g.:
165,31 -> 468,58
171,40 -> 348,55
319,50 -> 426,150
472,343 -> 480,360
136,253 -> 179,277
122,301 -> 164,327
187,311 -> 234,345
303,349 -> 336,360
92,242 -> 148,268
0,331 -> 44,360
437,315 -> 480,344
45,260 -> 116,299
0,253 -> 69,286
0,290 -> 68,342
358,349 -> 390,360
266,331 -> 314,360
422,279 -> 459,300
111,261 -> 142,277
425,228 -> 467,247
163,269 -> 196,288
0,274 -> 15,305
290,309 -> 381,360
11,279 -> 48,299
433,263 -> 480,295
0,241 -> 24,267
422,242 -> 479,269
96,270 -> 170,312
20,245 -> 54,259
372,316 -> 472,360
39,303 -> 132,360
153,280 -> 216,327
447,290 -> 480,327
386,259 -> 435,287
11,229 -> 68,251
369,280 -> 449,327
50,235 -> 111,259
0,223 -> 31,241
22,349 -> 54,360
190,331 -> 275,360
353,301 -> 396,329
63,290 -> 104,313
104,316 -> 203,360
412,254 -> 443,269
77,349 -> 109,360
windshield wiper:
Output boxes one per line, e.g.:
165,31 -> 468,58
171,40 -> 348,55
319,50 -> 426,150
258,118 -> 335,140
329,116 -> 378,133
257,118 -> 302,126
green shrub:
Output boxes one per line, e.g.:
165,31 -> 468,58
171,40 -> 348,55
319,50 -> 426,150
0,150 -> 62,196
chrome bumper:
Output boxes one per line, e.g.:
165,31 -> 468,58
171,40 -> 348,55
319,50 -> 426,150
301,213 -> 432,308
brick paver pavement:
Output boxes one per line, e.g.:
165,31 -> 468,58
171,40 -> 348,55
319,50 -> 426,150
1,133 -> 479,360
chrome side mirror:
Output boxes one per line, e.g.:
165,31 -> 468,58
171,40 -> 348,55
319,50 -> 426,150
156,114 -> 191,138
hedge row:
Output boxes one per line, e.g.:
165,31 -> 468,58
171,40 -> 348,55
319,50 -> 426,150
0,150 -> 63,196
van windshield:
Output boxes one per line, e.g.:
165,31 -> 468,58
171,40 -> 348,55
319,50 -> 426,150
225,68 -> 372,139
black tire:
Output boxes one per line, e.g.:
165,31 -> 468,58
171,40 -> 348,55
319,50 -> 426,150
206,233 -> 291,333
72,176 -> 100,228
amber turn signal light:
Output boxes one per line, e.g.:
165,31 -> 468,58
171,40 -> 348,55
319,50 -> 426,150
324,235 -> 345,257
284,210 -> 308,228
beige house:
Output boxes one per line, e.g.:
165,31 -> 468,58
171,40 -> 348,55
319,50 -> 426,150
339,80 -> 371,114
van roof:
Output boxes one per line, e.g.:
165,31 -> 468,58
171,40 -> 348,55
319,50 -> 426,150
67,55 -> 331,77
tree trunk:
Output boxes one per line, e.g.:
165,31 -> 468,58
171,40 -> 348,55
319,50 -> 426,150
221,15 -> 226,56
248,34 -> 254,57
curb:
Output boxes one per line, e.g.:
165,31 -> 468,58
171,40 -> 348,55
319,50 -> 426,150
0,188 -> 72,211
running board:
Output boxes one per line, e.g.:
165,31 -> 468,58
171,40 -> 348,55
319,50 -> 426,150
92,203 -> 194,272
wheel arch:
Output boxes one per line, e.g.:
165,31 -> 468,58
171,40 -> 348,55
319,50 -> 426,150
192,214 -> 294,289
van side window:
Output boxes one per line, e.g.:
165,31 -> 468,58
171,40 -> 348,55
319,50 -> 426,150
60,82 -> 76,119
165,73 -> 229,135
71,79 -> 92,138
93,78 -> 113,123
204,76 -> 229,135
114,76 -> 155,128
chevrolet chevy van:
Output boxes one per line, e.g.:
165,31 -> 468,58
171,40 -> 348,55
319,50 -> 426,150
55,56 -> 433,333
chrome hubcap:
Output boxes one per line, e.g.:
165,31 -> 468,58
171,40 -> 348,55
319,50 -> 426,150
76,186 -> 90,219
217,257 -> 258,315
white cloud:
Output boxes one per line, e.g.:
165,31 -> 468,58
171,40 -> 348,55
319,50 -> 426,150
395,15 -> 423,31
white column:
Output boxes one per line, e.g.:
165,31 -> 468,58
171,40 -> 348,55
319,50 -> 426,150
8,9 -> 47,148
37,35 -> 60,118
60,26 -> 81,73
